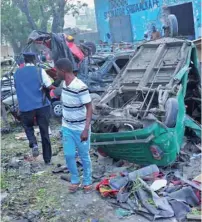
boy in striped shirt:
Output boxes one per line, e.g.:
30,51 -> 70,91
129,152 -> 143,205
55,58 -> 93,193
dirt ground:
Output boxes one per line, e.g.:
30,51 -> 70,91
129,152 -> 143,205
1,119 -> 200,222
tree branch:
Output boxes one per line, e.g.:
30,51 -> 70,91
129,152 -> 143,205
39,0 -> 48,31
13,0 -> 37,30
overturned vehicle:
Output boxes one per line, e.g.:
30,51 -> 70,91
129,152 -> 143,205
27,31 -> 133,117
46,52 -> 132,117
91,38 -> 201,166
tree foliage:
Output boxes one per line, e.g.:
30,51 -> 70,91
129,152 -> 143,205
1,0 -> 87,54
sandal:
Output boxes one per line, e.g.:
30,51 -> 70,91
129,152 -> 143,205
68,184 -> 80,193
83,184 -> 94,194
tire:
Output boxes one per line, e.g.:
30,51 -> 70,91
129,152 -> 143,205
90,93 -> 101,120
84,42 -> 96,55
52,101 -> 62,117
164,98 -> 179,128
168,14 -> 178,37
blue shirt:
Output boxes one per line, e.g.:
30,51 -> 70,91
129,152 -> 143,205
14,64 -> 50,112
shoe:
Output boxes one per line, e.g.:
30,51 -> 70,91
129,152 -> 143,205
32,145 -> 39,157
45,161 -> 52,165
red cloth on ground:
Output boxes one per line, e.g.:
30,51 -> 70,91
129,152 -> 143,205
96,175 -> 119,197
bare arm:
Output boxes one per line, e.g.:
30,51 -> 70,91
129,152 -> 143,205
79,87 -> 92,141
80,102 -> 92,141
84,102 -> 93,131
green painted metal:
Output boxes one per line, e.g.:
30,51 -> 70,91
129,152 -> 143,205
184,115 -> 201,138
91,42 -> 201,166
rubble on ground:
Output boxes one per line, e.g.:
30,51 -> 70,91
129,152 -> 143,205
1,121 -> 201,222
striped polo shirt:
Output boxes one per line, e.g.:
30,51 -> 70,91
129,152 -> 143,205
61,77 -> 91,131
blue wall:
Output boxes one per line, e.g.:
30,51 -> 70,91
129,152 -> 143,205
94,0 -> 201,42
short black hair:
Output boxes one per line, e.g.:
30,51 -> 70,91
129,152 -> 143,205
55,58 -> 73,73
41,55 -> 46,62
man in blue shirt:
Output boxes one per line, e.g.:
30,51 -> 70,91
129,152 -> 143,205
14,52 -> 52,164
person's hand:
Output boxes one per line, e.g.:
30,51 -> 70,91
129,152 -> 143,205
80,129 -> 89,142
49,85 -> 56,90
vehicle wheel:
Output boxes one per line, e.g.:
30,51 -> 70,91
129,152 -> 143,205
90,93 -> 101,120
52,101 -> 62,117
164,98 -> 179,128
168,14 -> 178,37
84,42 -> 96,55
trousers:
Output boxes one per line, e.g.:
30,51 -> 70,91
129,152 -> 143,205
20,105 -> 52,162
62,126 -> 92,185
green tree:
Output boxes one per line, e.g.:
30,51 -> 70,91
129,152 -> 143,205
1,0 -> 87,54
1,0 -> 31,54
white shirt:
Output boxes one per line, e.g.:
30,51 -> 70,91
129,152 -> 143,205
61,77 -> 91,131
25,63 -> 52,88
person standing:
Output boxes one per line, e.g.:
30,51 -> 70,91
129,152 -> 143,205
151,26 -> 161,40
14,52 -> 52,164
55,58 -> 93,193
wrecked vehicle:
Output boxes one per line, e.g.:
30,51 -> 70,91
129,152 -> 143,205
91,37 -> 201,166
78,51 -> 133,93
27,31 -> 133,117
28,30 -> 96,71
48,51 -> 133,117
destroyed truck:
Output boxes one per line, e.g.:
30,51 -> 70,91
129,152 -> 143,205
91,37 -> 201,166
26,31 -> 134,117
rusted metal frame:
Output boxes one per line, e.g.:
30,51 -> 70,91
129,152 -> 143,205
168,42 -> 188,87
144,41 -> 185,47
162,42 -> 188,105
99,89 -> 118,104
138,43 -> 167,88
106,48 -> 142,91
112,61 -> 121,74
129,108 -> 164,115
143,89 -> 157,118
121,86 -> 172,92
137,46 -> 168,117
158,88 -> 164,111
120,46 -> 144,79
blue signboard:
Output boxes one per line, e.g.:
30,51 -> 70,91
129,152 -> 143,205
94,0 -> 201,42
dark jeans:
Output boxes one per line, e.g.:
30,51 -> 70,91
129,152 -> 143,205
20,105 -> 52,162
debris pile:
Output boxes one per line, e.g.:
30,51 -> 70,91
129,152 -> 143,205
95,162 -> 201,221
50,145 -> 201,221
